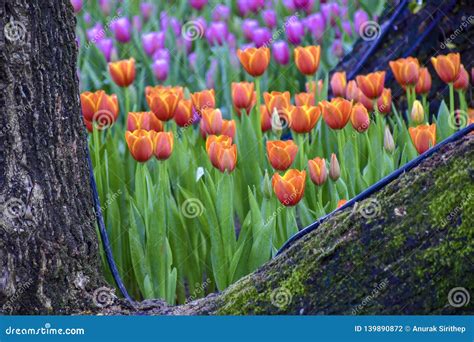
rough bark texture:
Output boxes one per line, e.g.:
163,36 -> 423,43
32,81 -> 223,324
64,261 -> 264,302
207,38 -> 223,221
332,0 -> 474,111
101,134 -> 473,315
0,0 -> 105,314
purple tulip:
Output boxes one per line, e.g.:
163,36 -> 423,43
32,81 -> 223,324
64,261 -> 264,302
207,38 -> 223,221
142,32 -> 165,56
87,23 -> 105,43
321,3 -> 340,26
242,19 -> 259,41
153,48 -> 170,63
252,27 -> 271,48
206,21 -> 228,46
272,40 -> 290,65
282,0 -> 295,12
305,13 -> 325,41
354,9 -> 369,34
236,0 -> 250,16
212,4 -> 230,21
247,0 -> 265,13
286,19 -> 305,45
170,18 -> 181,36
153,59 -> 169,81
292,0 -> 310,9
206,59 -> 218,89
140,3 -> 154,22
342,20 -> 352,36
70,0 -> 82,13
98,0 -> 112,16
227,33 -> 236,49
262,9 -> 277,29
240,43 -> 255,51
83,13 -> 91,24
188,52 -> 197,70
96,38 -> 114,62
111,17 -> 132,43
189,0 -> 208,11
331,39 -> 343,57
160,11 -> 169,31
133,16 -> 142,32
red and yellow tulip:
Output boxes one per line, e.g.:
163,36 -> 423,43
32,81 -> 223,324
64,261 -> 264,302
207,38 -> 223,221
356,71 -> 385,99
261,105 -> 272,132
389,57 -> 420,88
232,82 -> 256,116
125,129 -> 155,162
174,99 -> 194,127
330,71 -> 347,97
350,103 -> 370,133
146,89 -> 179,121
237,47 -> 271,77
431,53 -> 461,84
454,64 -> 469,91
272,169 -> 306,206
294,46 -> 321,75
127,111 -> 163,132
415,68 -> 432,95
263,91 -> 291,114
377,88 -> 392,115
266,140 -> 298,171
222,119 -> 236,140
207,139 -> 237,173
191,89 -> 216,114
80,90 -> 119,131
154,131 -> 174,160
308,157 -> 327,186
109,58 -> 136,87
295,92 -> 315,106
409,124 -> 436,154
287,105 -> 321,133
201,108 -> 223,136
320,97 -> 353,130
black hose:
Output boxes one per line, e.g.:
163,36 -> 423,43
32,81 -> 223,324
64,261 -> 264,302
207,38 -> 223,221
276,124 -> 474,256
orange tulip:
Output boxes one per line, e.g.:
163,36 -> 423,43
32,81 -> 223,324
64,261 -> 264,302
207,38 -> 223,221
345,80 -> 360,101
350,103 -> 370,133
125,129 -> 155,162
207,140 -> 237,173
454,64 -> 469,91
389,57 -> 420,88
320,97 -> 353,130
206,135 -> 233,155
287,105 -> 321,133
377,88 -> 392,115
271,169 -> 306,206
409,124 -> 436,154
306,80 -> 324,95
294,46 -> 321,75
153,131 -> 174,160
261,105 -> 272,132
146,89 -> 179,121
330,71 -> 347,97
266,140 -> 298,171
263,91 -> 291,114
232,82 -> 256,116
191,89 -> 216,114
295,92 -> 315,106
356,71 -> 385,99
308,157 -> 327,186
415,67 -> 432,95
127,112 -> 163,132
358,90 -> 374,111
431,53 -> 461,83
109,58 -> 135,87
237,47 -> 271,77
337,199 -> 347,208
80,90 -> 119,130
222,119 -> 236,140
201,108 -> 223,136
174,99 -> 194,127
146,85 -> 184,101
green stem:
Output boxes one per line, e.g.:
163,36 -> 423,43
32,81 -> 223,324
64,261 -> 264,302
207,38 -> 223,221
336,131 -> 344,177
124,86 -> 130,119
255,76 -> 263,156
448,82 -> 455,124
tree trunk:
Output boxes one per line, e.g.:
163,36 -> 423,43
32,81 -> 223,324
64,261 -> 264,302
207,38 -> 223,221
104,133 -> 473,315
331,0 -> 474,111
0,0 -> 105,314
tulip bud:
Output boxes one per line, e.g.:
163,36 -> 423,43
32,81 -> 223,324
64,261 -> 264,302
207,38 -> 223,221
152,59 -> 169,82
261,170 -> 273,199
329,153 -> 340,181
242,19 -> 259,41
71,0 -> 82,13
111,17 -> 132,43
411,100 -> 424,124
286,19 -> 305,45
262,9 -> 277,29
305,13 -> 325,41
453,65 -> 469,91
272,41 -> 290,65
154,131 -> 174,160
350,103 -> 370,133
308,157 -> 327,185
330,71 -> 347,97
252,27 -> 272,48
383,126 -> 395,153
190,0 -> 207,10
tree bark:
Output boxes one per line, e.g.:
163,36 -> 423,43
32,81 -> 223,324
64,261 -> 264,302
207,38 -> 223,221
0,0 -> 105,314
104,134 -> 473,315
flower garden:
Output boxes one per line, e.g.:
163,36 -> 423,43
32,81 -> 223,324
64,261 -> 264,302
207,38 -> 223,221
73,0 -> 473,305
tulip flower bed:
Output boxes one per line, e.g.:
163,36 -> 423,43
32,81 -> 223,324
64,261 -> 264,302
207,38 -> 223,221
74,1 -> 472,305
